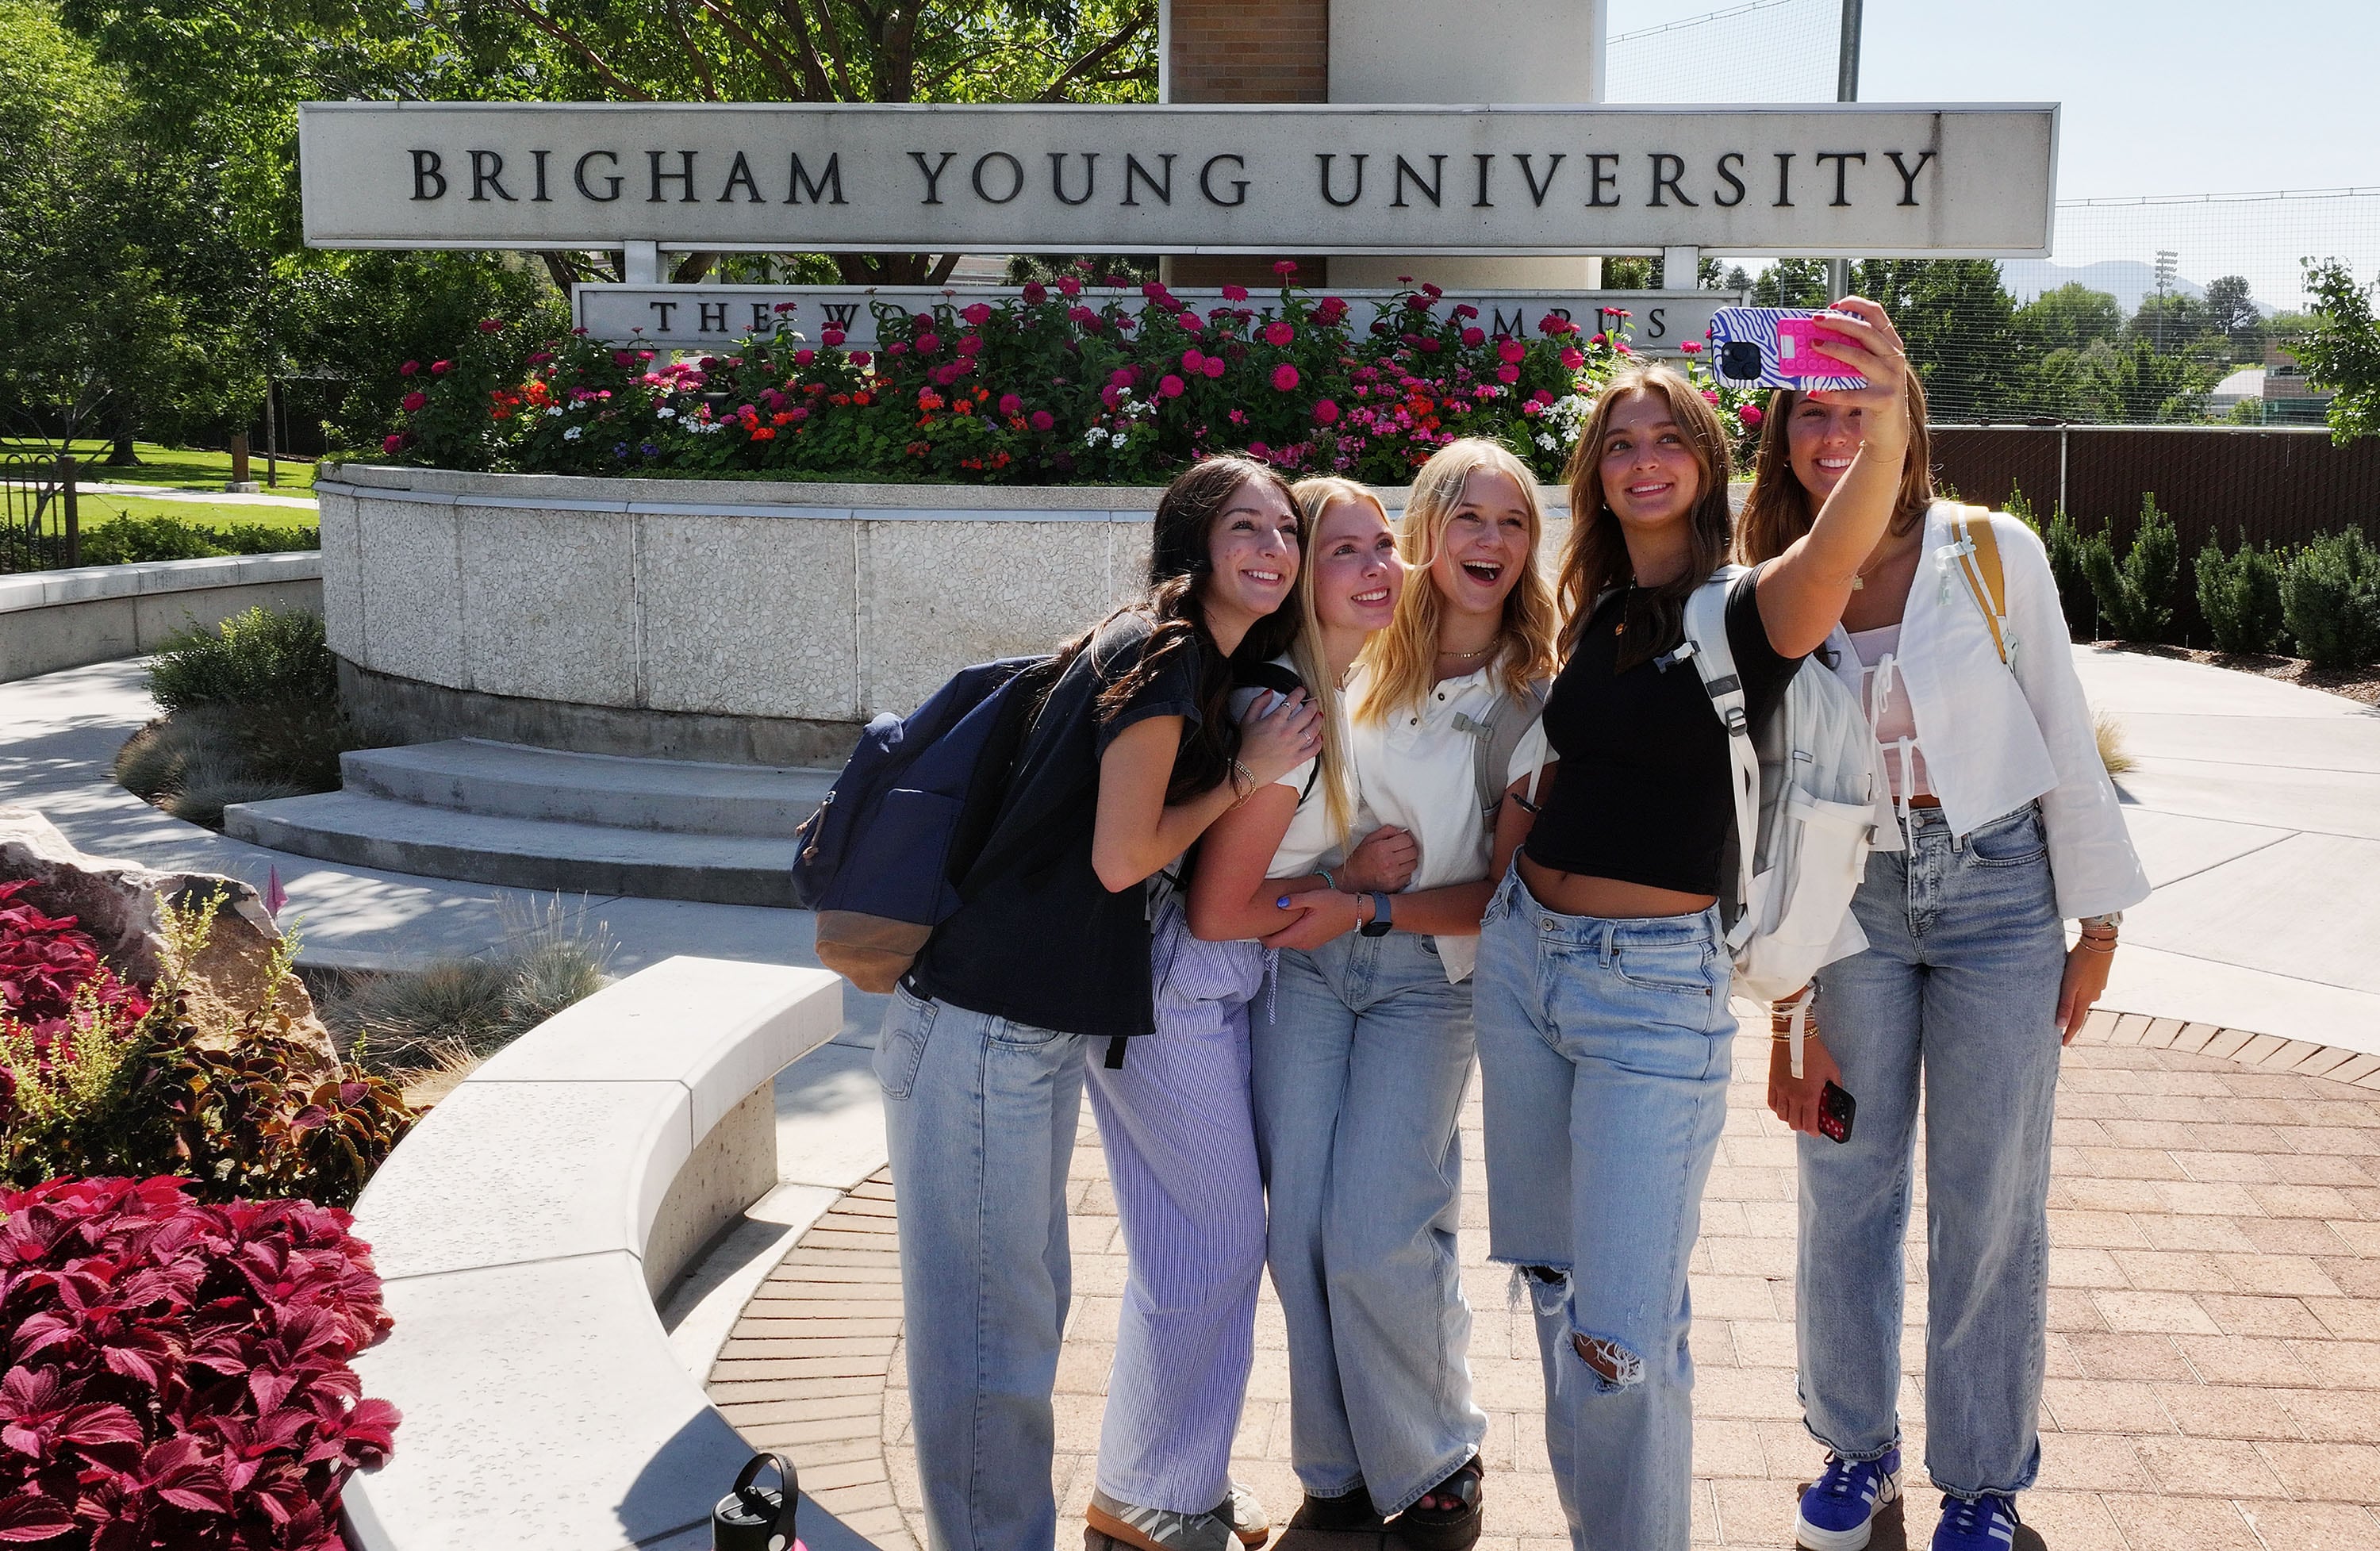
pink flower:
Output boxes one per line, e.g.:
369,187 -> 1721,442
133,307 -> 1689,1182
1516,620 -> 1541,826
774,301 -> 798,313
401,390 -> 428,412
1679,340 -> 1703,354
1000,393 -> 1025,417
612,351 -> 632,367
1560,347 -> 1586,370
915,332 -> 942,353
382,432 -> 406,452
1422,282 -> 1443,298
850,351 -> 872,367
1111,367 -> 1138,388
1158,374 -> 1187,398
822,328 -> 846,347
1182,349 -> 1206,372
1023,282 -> 1047,303
1315,297 -> 1349,324
1103,384 -> 1125,408
1461,326 -> 1485,347
478,318 -> 504,333
1497,339 -> 1526,365
399,360 -> 420,376
1737,404 -> 1764,426
1263,321 -> 1294,347
1222,284 -> 1249,301
1702,388 -> 1721,405
1273,259 -> 1298,276
958,335 -> 984,356
961,302 -> 992,325
1452,304 -> 1478,321
1272,363 -> 1300,391
1313,397 -> 1340,425
1589,332 -> 1607,347
887,341 -> 909,356
1495,364 -> 1521,384
793,348 -> 816,366
1030,409 -> 1055,431
432,359 -> 454,375
1203,356 -> 1226,378
1057,275 -> 1083,297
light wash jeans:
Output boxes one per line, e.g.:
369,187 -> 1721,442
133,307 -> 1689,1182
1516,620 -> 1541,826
875,983 -> 1086,1551
1799,802 -> 2067,1499
1472,864 -> 1737,1551
1248,930 -> 1488,1518
1083,900 -> 1269,1514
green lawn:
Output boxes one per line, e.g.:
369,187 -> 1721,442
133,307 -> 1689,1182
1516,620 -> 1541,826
1,439 -> 318,495
79,494 -> 321,534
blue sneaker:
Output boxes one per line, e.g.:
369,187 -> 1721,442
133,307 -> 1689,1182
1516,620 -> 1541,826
1931,1493 -> 2020,1551
1794,1449 -> 1902,1550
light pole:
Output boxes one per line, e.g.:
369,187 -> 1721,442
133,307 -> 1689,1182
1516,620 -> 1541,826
2153,248 -> 2178,352
1826,0 -> 1864,302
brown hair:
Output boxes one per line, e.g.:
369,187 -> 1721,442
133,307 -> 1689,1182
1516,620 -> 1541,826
1557,365 -> 1736,670
1735,372 -> 1936,566
1054,455 -> 1306,804
1356,439 -> 1558,725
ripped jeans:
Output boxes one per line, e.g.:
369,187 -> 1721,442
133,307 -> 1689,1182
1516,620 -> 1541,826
1472,863 -> 1736,1551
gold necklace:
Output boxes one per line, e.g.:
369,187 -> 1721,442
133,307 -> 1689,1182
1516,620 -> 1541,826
1439,641 -> 1495,660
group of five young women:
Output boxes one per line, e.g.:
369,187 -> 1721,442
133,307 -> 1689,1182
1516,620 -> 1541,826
877,297 -> 2149,1551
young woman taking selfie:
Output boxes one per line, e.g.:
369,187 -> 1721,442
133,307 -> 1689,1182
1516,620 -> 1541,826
1244,441 -> 1558,1551
1741,375 -> 2148,1551
879,455 -> 1321,1551
1472,301 -> 1911,1551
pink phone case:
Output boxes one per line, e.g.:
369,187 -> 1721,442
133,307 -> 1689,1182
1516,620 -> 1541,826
1775,317 -> 1867,380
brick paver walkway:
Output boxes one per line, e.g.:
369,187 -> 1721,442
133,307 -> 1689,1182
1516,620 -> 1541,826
708,1011 -> 2380,1550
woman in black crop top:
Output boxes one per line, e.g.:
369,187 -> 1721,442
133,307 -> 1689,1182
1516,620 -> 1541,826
1471,300 -> 1914,1551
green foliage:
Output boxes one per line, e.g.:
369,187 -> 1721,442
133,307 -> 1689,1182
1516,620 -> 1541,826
2290,260 -> 2380,444
117,701 -> 359,827
2015,283 -> 2127,355
79,511 -> 319,564
2280,528 -> 2380,670
322,898 -> 612,1074
2027,501 -> 2100,640
147,605 -> 337,712
2082,493 -> 2182,643
2194,531 -> 2289,655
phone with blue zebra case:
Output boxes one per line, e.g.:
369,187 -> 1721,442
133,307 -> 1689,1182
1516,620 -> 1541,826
1707,306 -> 1866,392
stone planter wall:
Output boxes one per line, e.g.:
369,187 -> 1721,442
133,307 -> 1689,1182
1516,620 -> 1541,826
318,464 -> 1582,764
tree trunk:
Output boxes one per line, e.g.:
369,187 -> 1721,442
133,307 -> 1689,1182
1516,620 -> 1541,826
107,425 -> 136,466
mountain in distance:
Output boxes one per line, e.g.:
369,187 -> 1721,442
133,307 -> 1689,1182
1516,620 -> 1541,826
1999,259 -> 2209,315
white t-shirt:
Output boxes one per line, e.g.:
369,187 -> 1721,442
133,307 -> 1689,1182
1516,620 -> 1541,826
1343,659 -> 1550,982
1226,657 -> 1339,878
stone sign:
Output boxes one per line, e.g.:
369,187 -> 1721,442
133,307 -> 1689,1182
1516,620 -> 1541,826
570,284 -> 1740,353
299,102 -> 2057,256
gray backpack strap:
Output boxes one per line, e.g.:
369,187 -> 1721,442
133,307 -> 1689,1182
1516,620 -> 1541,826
1453,681 -> 1549,827
1679,570 -> 1760,949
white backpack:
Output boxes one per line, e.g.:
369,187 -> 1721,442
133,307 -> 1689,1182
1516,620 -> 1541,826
1678,569 -> 1897,1064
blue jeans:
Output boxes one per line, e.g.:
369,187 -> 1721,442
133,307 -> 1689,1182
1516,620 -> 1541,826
1799,803 -> 2067,1499
1248,931 -> 1488,1518
1473,864 -> 1736,1551
1084,901 -> 1268,1513
876,985 -> 1086,1551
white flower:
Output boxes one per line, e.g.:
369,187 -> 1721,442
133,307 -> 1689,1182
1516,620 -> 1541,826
655,405 -> 677,419
1534,432 -> 1557,451
544,405 -> 563,417
562,426 -> 582,441
1084,427 -> 1108,448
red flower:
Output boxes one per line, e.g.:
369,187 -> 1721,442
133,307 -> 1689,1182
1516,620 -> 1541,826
1057,275 -> 1083,297
1737,404 -> 1764,426
478,317 -> 504,332
1157,374 -> 1187,398
400,391 -> 428,413
1222,284 -> 1250,301
958,335 -> 984,356
1497,339 -> 1526,365
1263,321 -> 1294,347
398,361 -> 420,377
1312,397 -> 1340,425
822,328 -> 847,347
915,332 -> 942,353
1495,364 -> 1521,384
1273,260 -> 1298,276
1271,363 -> 1300,391
1560,347 -> 1586,370
1679,340 -> 1704,354
382,433 -> 406,454
1461,326 -> 1485,347
1023,282 -> 1047,303
432,359 -> 454,374
793,348 -> 816,366
961,302 -> 992,325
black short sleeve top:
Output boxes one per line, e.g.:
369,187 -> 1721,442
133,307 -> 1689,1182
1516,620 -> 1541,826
911,611 -> 1203,1039
1522,566 -> 1805,897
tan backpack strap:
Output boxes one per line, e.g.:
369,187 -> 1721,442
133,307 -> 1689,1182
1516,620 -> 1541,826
1949,504 -> 2012,666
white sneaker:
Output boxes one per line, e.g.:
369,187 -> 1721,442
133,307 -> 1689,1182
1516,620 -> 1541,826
1089,1489 -> 1237,1551
1218,1480 -> 1271,1548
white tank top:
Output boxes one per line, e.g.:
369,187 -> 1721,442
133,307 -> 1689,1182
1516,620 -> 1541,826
1848,623 -> 1933,806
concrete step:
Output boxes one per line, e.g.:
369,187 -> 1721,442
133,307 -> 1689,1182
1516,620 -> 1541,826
223,790 -> 803,907
341,739 -> 836,837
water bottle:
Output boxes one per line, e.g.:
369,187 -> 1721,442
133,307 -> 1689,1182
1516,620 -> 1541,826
713,1452 -> 804,1551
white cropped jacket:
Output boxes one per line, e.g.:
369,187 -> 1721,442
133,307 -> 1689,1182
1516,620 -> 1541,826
1851,501 -> 2151,922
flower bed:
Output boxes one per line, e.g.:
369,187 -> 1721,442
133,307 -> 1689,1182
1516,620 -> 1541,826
379,267 -> 1764,486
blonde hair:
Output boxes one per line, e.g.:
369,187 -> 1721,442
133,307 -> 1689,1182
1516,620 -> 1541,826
1357,439 -> 1558,725
1736,372 -> 1937,566
1557,366 -> 1735,669
1284,475 -> 1383,845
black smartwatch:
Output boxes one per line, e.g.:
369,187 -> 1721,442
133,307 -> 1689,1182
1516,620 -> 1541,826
1361,890 -> 1395,938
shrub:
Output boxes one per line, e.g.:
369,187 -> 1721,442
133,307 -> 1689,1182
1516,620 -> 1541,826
2094,708 -> 2135,776
2082,493 -> 2181,643
0,1174 -> 398,1550
79,513 -> 319,566
2281,527 -> 2380,670
324,897 -> 612,1075
2034,501 -> 2098,641
147,608 -> 338,713
2194,531 -> 2289,655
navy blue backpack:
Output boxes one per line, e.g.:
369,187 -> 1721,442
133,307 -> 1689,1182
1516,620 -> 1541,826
791,655 -> 1053,992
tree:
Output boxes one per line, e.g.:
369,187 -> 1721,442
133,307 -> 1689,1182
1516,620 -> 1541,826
2015,283 -> 2125,354
2203,274 -> 2263,360
2289,259 -> 2380,443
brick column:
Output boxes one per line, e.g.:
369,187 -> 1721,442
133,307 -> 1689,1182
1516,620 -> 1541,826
1161,0 -> 1330,289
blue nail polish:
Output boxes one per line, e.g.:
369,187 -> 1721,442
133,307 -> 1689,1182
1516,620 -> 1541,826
1275,896 -> 1292,908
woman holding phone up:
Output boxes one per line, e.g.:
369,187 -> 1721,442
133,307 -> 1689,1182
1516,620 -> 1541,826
882,455 -> 1320,1551
1472,301 -> 1910,1551
1741,375 -> 2148,1551
1244,442 -> 1558,1551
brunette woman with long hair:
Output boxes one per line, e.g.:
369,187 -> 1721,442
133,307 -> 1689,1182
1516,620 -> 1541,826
881,455 -> 1321,1551
1470,302 -> 1912,1551
1741,378 -> 2147,1551
1249,440 -> 1559,1551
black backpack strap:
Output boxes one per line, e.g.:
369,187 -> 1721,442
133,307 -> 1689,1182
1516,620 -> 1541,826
1231,660 -> 1322,805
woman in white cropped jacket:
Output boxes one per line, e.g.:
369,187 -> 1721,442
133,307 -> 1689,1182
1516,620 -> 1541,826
1738,375 -> 2149,1551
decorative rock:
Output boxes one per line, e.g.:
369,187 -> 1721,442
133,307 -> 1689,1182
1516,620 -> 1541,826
0,805 -> 336,1070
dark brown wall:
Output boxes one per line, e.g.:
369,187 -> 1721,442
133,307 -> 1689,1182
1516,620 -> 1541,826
1165,0 -> 1329,288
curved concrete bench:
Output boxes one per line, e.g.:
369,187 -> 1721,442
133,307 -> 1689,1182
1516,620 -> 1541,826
343,955 -> 849,1551
0,552 -> 321,682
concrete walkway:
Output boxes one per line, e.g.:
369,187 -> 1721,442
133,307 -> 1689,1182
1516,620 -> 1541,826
78,480 -> 320,510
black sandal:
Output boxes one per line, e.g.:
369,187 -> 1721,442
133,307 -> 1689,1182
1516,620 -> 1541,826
1393,1456 -> 1484,1551
1292,1480 -> 1387,1534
